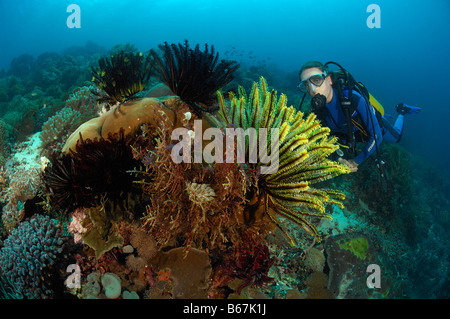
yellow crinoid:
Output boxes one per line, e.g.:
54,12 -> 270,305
216,77 -> 350,244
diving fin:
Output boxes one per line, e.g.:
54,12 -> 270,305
396,103 -> 422,115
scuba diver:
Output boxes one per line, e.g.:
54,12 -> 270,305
298,61 -> 421,173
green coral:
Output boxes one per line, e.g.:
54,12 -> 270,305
338,237 -> 369,260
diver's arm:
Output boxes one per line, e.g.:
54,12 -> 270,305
353,97 -> 383,165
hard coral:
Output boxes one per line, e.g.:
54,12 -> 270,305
305,272 -> 334,299
0,215 -> 67,299
62,40 -> 238,153
324,234 -> 378,298
65,85 -> 99,112
62,97 -> 176,154
151,247 -> 212,299
0,119 -> 10,167
39,107 -> 85,152
38,85 -> 102,154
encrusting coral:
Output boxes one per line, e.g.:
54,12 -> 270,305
150,247 -> 212,298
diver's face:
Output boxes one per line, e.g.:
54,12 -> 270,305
300,67 -> 333,103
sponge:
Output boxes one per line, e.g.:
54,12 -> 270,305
101,273 -> 121,299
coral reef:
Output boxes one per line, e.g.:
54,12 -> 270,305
8,54 -> 35,78
2,95 -> 40,142
49,71 -> 349,299
62,40 -> 238,153
3,42 -> 448,301
0,272 -> 22,299
0,166 -> 41,232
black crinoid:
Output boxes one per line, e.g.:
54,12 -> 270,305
42,129 -> 144,213
91,50 -> 152,108
148,39 -> 239,116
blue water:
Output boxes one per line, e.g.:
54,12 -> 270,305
0,0 -> 449,300
1,0 -> 449,176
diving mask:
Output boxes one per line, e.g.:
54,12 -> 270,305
298,73 -> 328,93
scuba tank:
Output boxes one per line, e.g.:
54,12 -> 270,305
324,61 -> 387,190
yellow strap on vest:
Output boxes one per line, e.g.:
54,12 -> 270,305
369,93 -> 384,116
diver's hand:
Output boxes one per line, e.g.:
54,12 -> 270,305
338,158 -> 358,173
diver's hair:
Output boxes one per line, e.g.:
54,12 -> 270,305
298,61 -> 329,80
